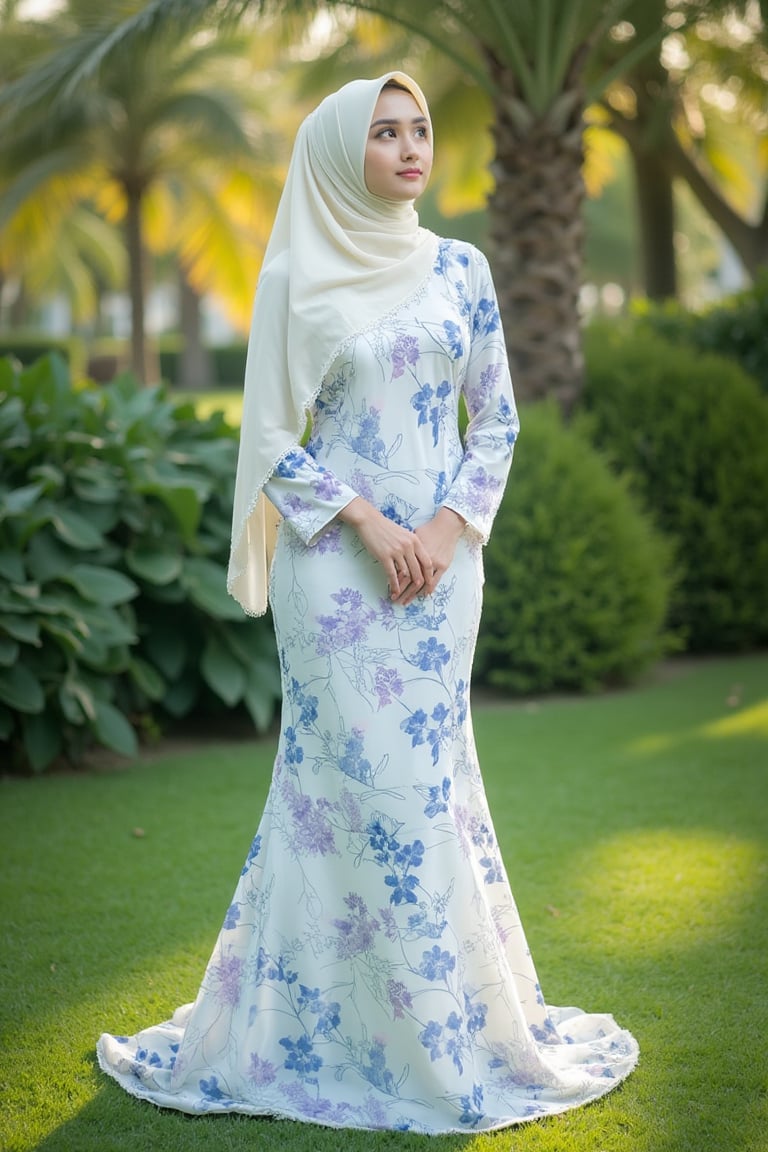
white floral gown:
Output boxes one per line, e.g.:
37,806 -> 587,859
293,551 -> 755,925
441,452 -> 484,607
97,239 -> 639,1133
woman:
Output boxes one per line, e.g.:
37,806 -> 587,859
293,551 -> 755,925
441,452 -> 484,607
97,72 -> 639,1133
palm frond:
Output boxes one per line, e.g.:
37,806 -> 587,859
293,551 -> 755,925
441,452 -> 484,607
0,143 -> 93,229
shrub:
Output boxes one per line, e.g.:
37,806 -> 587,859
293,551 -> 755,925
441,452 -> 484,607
157,340 -> 248,389
632,272 -> 768,394
581,326 -> 768,651
474,403 -> 673,694
210,342 -> 248,387
0,332 -> 87,377
0,354 -> 280,773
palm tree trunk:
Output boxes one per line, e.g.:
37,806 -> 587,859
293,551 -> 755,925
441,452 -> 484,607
179,266 -> 214,390
485,53 -> 586,414
124,182 -> 150,383
9,277 -> 28,329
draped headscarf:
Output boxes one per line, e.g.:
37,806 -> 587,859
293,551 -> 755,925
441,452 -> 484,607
227,72 -> 439,616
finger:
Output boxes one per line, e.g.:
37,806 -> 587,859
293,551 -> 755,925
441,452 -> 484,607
406,543 -> 429,597
388,555 -> 412,598
422,565 -> 440,596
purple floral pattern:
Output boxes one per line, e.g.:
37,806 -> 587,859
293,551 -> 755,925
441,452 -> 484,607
97,238 -> 638,1132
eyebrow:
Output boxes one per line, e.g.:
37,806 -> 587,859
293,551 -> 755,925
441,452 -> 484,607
370,116 -> 429,128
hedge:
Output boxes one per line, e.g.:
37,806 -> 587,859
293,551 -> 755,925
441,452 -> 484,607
581,325 -> 768,651
475,403 -> 673,694
632,272 -> 768,394
0,354 -> 280,773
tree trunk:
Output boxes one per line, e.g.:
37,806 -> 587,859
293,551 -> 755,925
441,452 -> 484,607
631,146 -> 677,300
124,183 -> 152,384
485,53 -> 586,414
9,277 -> 28,329
664,134 -> 768,278
179,267 -> 214,390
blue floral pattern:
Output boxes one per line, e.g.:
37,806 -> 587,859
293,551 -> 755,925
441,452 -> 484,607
97,239 -> 638,1132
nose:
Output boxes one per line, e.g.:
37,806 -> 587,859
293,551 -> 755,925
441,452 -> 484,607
401,137 -> 418,160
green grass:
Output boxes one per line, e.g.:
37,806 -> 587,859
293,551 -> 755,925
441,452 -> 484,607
1,654 -> 767,1152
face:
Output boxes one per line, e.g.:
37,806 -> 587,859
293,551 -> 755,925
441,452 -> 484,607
364,87 -> 433,202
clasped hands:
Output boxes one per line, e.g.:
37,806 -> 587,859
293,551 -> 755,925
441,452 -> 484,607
339,497 -> 466,607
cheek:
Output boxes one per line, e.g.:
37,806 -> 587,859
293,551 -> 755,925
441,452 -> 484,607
364,147 -> 385,183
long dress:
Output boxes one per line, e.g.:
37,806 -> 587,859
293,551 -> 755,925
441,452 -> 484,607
97,238 -> 639,1133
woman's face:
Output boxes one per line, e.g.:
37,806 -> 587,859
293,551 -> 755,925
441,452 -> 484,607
364,87 -> 433,202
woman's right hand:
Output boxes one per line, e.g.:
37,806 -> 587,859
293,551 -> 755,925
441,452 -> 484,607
339,497 -> 432,606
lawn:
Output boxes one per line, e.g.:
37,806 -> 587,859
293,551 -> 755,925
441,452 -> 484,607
1,654 -> 767,1152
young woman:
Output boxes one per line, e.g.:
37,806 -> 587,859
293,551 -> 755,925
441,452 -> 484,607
97,72 -> 639,1133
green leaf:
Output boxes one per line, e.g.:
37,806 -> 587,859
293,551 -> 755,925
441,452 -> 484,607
71,463 -> 122,504
29,463 -> 65,495
162,673 -> 198,718
66,599 -> 137,648
125,547 -> 183,585
128,657 -> 165,701
243,657 -> 281,732
0,549 -> 25,583
201,635 -> 245,706
0,614 -> 41,644
138,482 -> 201,541
60,678 -> 95,724
26,532 -> 73,582
0,663 -> 45,713
0,635 -> 20,666
50,507 -> 105,549
0,482 -> 44,519
142,617 -> 187,679
62,564 -> 139,606
0,388 -> 23,433
41,616 -> 85,654
21,711 -> 62,772
183,556 -> 243,620
92,700 -> 137,759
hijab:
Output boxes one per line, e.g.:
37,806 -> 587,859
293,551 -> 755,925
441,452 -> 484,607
227,72 -> 439,616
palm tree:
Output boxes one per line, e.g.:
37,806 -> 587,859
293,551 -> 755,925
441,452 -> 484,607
3,0 -> 670,407
0,2 -> 119,331
5,0 -> 764,404
1,1 -> 279,382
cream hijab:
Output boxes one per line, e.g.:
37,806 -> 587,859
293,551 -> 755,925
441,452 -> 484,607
227,72 -> 439,616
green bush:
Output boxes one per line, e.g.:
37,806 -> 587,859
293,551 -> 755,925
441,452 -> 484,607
632,272 -> 768,393
581,326 -> 768,652
210,342 -> 248,387
474,403 -> 673,694
0,354 -> 280,773
0,332 -> 87,378
158,340 -> 247,389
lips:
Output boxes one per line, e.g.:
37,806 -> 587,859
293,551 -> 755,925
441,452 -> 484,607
397,169 -> 422,176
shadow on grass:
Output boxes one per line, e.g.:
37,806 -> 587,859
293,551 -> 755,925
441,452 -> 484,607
31,1057 -> 472,1152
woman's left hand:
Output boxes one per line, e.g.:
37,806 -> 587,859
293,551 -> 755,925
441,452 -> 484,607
392,507 -> 466,604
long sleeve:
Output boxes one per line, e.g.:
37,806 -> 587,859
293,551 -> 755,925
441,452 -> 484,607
441,253 -> 519,541
263,448 -> 359,545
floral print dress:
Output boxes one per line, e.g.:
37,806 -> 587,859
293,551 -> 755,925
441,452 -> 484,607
97,239 -> 639,1132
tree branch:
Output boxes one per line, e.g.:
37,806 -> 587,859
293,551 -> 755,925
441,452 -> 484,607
663,131 -> 768,276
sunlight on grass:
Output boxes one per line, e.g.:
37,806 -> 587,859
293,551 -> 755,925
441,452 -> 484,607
702,698 -> 768,739
176,389 -> 243,426
628,697 -> 768,756
572,829 -> 763,954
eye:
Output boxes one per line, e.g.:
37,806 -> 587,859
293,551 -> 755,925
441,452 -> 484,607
375,127 -> 396,139
416,127 -> 428,139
